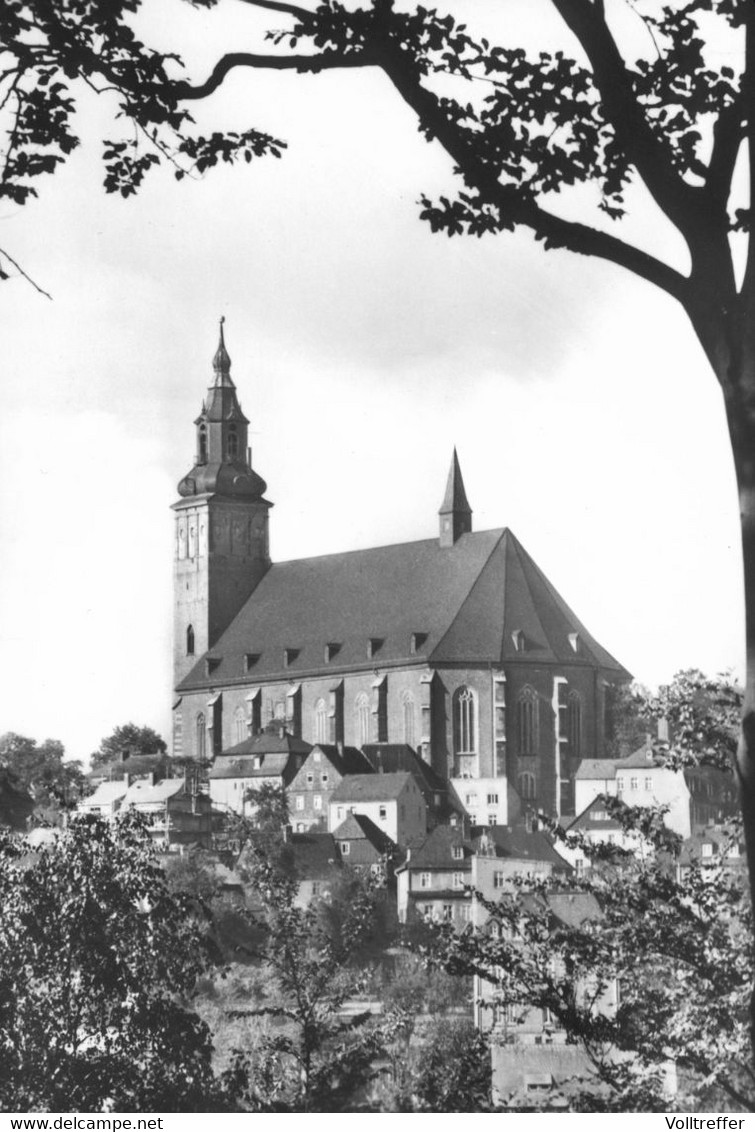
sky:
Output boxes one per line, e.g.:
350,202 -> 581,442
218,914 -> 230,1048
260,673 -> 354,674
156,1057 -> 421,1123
0,0 -> 745,763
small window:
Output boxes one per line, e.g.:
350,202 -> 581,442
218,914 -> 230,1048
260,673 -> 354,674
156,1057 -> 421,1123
336,806 -> 344,821
313,750 -> 321,763
702,842 -> 714,858
321,772 -> 328,784
442,904 -> 453,921
306,773 -> 314,786
314,795 -> 322,811
487,793 -> 499,805
295,795 -> 304,811
630,777 -> 638,790
453,872 -> 464,889
493,871 -> 505,889
644,776 -> 652,791
420,872 -> 431,889
186,625 -> 195,656
340,842 -> 350,856
452,846 -> 464,861
616,777 -> 625,792
465,792 -> 478,806
487,813 -> 496,827
379,805 -> 387,821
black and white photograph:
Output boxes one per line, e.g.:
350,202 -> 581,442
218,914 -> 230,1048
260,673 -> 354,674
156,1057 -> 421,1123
0,0 -> 753,1116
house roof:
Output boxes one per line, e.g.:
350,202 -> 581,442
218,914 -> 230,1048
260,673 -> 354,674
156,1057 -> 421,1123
568,796 -> 623,832
332,812 -> 396,854
89,752 -> 172,783
474,825 -> 572,869
209,751 -> 292,780
123,779 -> 186,805
307,744 -> 374,777
177,528 -> 629,689
574,759 -> 621,781
288,831 -> 341,880
220,732 -> 312,758
402,824 -> 474,868
80,780 -> 130,807
330,772 -> 417,804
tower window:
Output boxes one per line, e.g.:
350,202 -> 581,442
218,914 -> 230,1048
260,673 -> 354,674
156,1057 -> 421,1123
518,771 -> 536,800
517,687 -> 539,755
198,428 -> 208,464
227,430 -> 239,459
355,693 -> 370,747
314,698 -> 328,744
196,712 -> 206,760
453,686 -> 477,755
186,625 -> 195,656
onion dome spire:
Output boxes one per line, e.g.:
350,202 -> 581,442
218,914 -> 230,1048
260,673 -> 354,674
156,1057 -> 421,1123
212,316 -> 233,384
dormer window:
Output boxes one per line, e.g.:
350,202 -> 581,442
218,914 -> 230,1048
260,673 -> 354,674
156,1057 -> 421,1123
702,842 -> 714,858
452,845 -> 464,861
244,653 -> 260,672
568,632 -> 580,653
410,632 -> 427,655
205,656 -> 221,676
325,642 -> 341,662
367,637 -> 383,659
284,648 -> 299,668
512,629 -> 525,653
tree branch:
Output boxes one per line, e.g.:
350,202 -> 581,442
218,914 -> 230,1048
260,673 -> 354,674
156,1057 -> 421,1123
174,49 -> 373,101
548,0 -> 706,243
0,247 -> 52,299
236,0 -> 312,18
706,95 -> 744,210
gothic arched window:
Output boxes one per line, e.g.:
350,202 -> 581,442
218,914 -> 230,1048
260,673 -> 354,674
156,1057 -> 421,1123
198,427 -> 208,463
355,693 -> 370,747
518,771 -> 536,800
453,686 -> 477,755
234,706 -> 246,744
227,429 -> 239,459
186,625 -> 195,656
196,712 -> 206,760
314,698 -> 328,744
567,690 -> 583,756
402,690 -> 416,748
517,687 -> 539,755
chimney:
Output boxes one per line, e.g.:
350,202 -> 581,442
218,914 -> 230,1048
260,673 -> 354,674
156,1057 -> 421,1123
337,740 -> 344,756
405,847 -> 411,862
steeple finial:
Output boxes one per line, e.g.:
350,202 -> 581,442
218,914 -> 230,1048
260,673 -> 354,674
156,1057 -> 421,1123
212,316 -> 232,381
439,447 -> 472,547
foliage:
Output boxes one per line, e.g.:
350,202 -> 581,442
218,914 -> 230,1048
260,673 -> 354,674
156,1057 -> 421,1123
0,812 -> 237,1112
89,722 -> 167,770
406,1018 -> 491,1112
644,668 -> 743,773
421,813 -> 753,1111
0,732 -> 84,813
226,820 -> 403,1111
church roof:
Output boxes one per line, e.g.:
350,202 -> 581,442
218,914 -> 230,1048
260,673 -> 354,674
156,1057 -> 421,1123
178,527 -> 629,690
439,447 -> 471,515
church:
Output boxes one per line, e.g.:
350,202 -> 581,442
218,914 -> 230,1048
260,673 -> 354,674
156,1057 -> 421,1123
172,324 -> 629,821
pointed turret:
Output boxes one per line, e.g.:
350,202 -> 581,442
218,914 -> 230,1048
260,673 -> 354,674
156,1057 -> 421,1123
439,448 -> 472,547
178,320 -> 267,499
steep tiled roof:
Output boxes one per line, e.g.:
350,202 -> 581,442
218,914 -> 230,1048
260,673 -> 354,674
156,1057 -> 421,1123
308,744 -> 374,777
80,780 -> 130,807
403,824 -> 474,868
574,759 -> 620,781
475,826 -> 572,870
220,733 -> 312,758
332,812 -> 396,854
209,752 -> 291,780
567,796 -> 623,832
330,772 -> 416,803
123,779 -> 186,805
288,831 -> 341,880
178,528 -> 628,689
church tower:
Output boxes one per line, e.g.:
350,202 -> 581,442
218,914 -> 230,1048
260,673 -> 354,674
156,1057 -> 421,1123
439,448 -> 472,547
172,320 -> 271,688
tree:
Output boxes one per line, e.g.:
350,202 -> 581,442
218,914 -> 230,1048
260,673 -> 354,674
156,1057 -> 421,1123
228,819 -> 401,1111
406,1018 -> 491,1113
90,722 -> 167,770
3,0 -> 755,914
0,732 -> 84,813
0,812 -> 237,1111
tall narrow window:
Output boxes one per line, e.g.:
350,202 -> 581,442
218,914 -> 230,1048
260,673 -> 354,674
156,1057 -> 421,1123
227,429 -> 239,459
234,706 -> 246,744
196,712 -> 206,760
517,687 -> 539,755
186,624 -> 195,656
355,693 -> 370,747
518,771 -> 536,800
402,690 -> 416,748
453,686 -> 477,754
314,698 -> 328,744
567,691 -> 582,756
198,427 -> 207,463
372,677 -> 388,743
